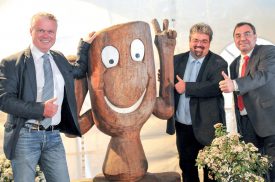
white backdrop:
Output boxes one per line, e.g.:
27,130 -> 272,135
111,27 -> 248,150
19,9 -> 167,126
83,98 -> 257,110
1,0 -> 275,180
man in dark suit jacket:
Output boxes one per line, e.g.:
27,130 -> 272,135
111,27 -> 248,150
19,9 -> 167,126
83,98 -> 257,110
167,23 -> 227,182
219,22 -> 275,182
0,12 -> 95,182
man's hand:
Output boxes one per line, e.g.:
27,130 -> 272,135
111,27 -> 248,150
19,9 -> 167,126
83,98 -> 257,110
219,71 -> 234,93
83,31 -> 96,44
175,75 -> 186,94
43,98 -> 58,118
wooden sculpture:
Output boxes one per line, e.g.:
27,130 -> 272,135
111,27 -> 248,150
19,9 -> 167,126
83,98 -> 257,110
75,19 -> 178,181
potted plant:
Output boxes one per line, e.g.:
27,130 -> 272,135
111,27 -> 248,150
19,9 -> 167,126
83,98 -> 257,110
196,123 -> 272,182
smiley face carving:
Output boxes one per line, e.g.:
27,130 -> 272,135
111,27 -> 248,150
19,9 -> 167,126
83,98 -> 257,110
90,22 -> 156,134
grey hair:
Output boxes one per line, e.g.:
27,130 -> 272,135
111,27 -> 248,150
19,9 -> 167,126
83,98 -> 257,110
189,23 -> 213,42
30,12 -> 58,28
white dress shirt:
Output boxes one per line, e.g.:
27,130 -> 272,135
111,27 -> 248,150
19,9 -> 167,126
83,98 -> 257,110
27,43 -> 65,125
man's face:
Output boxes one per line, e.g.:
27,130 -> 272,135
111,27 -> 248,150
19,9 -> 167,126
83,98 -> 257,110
30,17 -> 57,53
189,33 -> 210,59
234,25 -> 257,55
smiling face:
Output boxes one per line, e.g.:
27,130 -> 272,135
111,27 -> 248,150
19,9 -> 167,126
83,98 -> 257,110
30,15 -> 57,53
233,24 -> 257,55
189,33 -> 210,59
89,22 -> 156,134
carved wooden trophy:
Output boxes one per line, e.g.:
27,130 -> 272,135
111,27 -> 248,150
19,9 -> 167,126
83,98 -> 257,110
75,19 -> 180,182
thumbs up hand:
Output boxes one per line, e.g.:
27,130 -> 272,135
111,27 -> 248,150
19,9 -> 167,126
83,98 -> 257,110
43,98 -> 58,118
221,71 -> 230,80
175,75 -> 186,94
219,71 -> 234,93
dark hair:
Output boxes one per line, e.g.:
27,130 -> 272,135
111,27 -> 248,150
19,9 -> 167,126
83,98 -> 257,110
233,22 -> 256,36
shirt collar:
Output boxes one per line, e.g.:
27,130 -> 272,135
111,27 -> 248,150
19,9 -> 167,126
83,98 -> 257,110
30,43 -> 51,61
189,52 -> 205,64
241,49 -> 253,60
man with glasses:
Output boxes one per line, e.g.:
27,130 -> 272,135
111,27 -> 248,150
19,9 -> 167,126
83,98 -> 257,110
167,23 -> 228,182
219,22 -> 275,181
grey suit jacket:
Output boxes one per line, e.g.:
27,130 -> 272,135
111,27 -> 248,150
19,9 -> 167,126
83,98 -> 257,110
0,40 -> 90,159
167,51 -> 228,145
230,44 -> 275,137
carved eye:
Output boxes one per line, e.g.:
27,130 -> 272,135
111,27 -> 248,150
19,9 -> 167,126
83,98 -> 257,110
101,46 -> 119,68
130,39 -> 144,62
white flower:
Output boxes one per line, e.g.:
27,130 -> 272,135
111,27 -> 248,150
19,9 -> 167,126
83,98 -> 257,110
196,123 -> 272,182
0,154 -> 46,181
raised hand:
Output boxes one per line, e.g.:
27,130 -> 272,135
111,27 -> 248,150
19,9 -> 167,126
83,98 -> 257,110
83,31 -> 96,44
175,75 -> 186,94
219,71 -> 234,93
43,97 -> 58,118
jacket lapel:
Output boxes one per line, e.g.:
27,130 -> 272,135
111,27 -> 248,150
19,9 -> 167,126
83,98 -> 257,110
175,53 -> 189,79
234,55 -> 241,79
24,48 -> 37,98
50,51 -> 69,82
245,44 -> 259,75
50,51 -> 73,92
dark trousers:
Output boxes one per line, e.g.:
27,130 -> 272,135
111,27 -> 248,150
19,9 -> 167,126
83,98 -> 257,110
240,115 -> 275,182
175,121 -> 215,182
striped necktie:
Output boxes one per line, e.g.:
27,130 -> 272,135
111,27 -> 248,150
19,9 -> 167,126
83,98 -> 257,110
41,54 -> 54,129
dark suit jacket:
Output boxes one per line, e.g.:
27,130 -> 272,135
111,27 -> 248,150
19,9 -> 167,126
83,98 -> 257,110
167,51 -> 228,145
0,40 -> 90,159
230,44 -> 275,137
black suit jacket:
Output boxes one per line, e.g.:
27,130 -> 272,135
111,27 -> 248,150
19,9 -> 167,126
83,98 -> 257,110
230,44 -> 275,137
167,51 -> 228,145
0,40 -> 90,159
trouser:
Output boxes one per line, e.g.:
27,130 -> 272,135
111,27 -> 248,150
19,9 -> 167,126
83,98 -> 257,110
11,127 -> 70,182
240,115 -> 275,182
175,121 -> 216,182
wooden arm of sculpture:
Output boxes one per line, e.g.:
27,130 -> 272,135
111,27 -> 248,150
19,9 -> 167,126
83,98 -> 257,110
74,77 -> 94,135
151,19 -> 177,119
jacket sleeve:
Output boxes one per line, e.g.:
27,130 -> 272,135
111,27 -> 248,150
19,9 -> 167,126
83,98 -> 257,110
71,39 -> 91,78
185,56 -> 228,98
0,56 -> 44,119
236,45 -> 275,95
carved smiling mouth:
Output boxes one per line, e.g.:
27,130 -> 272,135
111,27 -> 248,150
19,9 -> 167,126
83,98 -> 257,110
104,89 -> 146,114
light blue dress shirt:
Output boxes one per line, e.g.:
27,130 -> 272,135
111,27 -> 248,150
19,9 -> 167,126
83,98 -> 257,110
176,53 -> 204,125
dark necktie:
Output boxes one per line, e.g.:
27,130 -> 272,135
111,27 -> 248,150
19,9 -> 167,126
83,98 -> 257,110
41,54 -> 54,128
237,55 -> 249,111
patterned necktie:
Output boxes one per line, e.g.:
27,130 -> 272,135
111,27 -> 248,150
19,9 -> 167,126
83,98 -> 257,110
237,55 -> 249,111
41,54 -> 54,129
189,60 -> 201,82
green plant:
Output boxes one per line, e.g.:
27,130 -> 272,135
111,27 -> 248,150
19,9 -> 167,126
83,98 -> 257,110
0,154 -> 46,182
196,123 -> 272,182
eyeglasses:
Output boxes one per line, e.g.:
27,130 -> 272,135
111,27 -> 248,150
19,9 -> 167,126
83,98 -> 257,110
191,38 -> 209,45
234,31 -> 253,39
